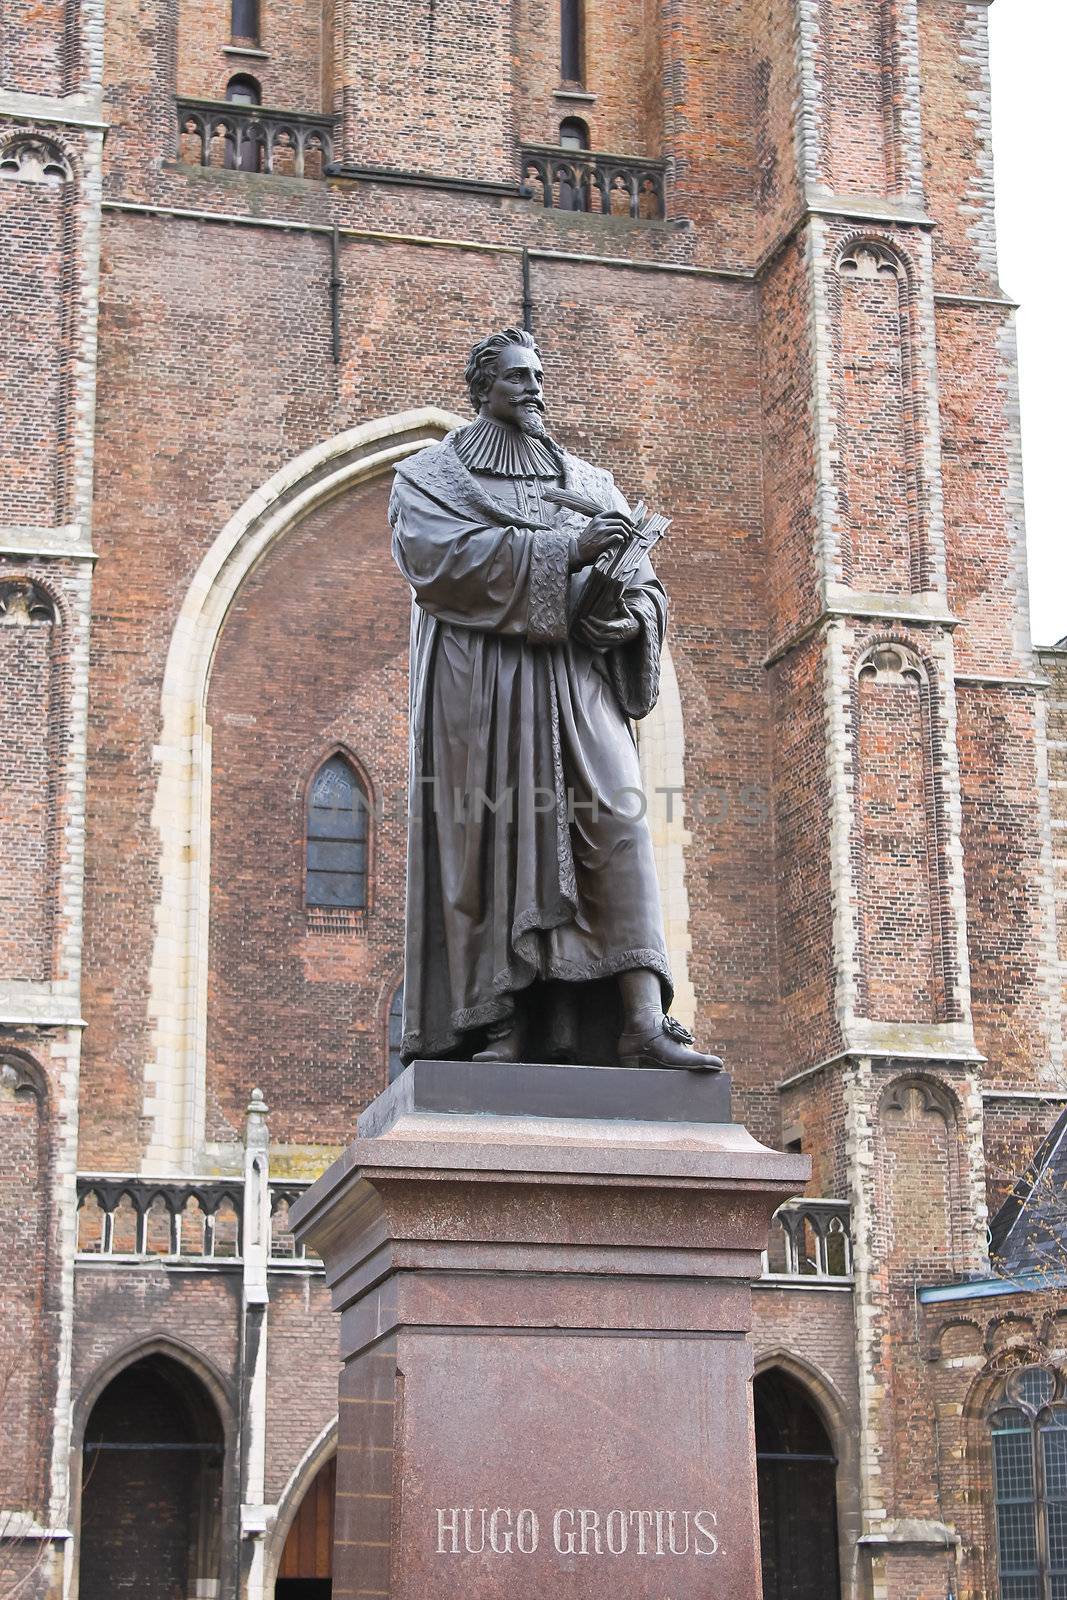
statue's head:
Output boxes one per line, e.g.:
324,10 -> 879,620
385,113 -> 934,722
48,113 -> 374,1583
464,327 -> 546,437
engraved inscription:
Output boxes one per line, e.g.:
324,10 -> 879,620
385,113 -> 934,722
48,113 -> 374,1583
435,1506 -> 719,1558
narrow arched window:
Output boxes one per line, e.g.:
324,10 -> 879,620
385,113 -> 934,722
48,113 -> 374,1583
559,117 -> 589,151
387,983 -> 405,1081
225,73 -> 261,105
306,754 -> 369,910
230,0 -> 259,45
990,1365 -> 1067,1599
560,0 -> 583,84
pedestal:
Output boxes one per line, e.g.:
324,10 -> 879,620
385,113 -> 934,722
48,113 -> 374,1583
290,1062 -> 808,1599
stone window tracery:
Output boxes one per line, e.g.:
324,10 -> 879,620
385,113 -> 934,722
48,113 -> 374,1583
989,1364 -> 1067,1599
0,135 -> 72,185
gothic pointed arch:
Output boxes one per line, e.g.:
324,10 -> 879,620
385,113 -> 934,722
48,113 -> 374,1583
143,411 -> 464,1170
753,1363 -> 844,1600
75,1346 -> 232,1600
262,1417 -> 338,1595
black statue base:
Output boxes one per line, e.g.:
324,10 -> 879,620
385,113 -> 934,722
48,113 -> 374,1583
357,1057 -> 732,1138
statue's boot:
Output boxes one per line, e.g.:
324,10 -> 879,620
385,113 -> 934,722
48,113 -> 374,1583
473,1019 -> 523,1063
617,1014 -> 724,1073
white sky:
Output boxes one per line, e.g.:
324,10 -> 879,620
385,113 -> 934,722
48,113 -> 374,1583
989,2 -> 1066,648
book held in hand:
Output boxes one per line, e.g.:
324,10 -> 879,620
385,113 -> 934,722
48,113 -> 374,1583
543,487 -> 670,624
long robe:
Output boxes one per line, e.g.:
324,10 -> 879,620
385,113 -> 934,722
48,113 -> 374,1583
390,430 -> 672,1064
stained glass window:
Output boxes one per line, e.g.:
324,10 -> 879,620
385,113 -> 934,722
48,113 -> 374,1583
306,754 -> 369,910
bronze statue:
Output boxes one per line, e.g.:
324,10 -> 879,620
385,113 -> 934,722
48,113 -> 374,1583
390,328 -> 722,1072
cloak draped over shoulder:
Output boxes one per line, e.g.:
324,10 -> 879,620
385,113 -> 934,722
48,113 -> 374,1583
389,429 -> 672,1064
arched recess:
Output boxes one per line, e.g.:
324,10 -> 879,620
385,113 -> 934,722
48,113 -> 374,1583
263,1419 -> 337,1598
753,1363 -> 844,1600
876,1072 -> 965,1278
143,410 -> 464,1172
831,238 -> 928,595
0,578 -> 63,981
74,1345 -> 233,1600
851,639 -> 960,1025
0,1051 -> 51,1518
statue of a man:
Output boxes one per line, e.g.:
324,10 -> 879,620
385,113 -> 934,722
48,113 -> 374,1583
390,327 -> 722,1073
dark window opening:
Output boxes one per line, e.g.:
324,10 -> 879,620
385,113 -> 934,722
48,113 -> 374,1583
755,1369 -> 841,1600
559,116 -> 590,151
388,983 -> 405,1081
275,1584 -> 331,1599
306,754 -> 369,911
560,0 -> 583,84
225,72 -> 261,104
231,0 -> 259,43
80,1355 -> 224,1600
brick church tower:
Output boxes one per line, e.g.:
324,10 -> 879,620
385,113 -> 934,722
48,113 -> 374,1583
2,0 -> 1065,1595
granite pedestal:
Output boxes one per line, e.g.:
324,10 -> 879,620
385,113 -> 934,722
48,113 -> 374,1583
290,1062 -> 808,1599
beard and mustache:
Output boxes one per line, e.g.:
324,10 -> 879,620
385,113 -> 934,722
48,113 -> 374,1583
511,396 -> 547,438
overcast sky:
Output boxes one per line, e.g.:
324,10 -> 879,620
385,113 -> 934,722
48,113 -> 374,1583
989,2 -> 1066,648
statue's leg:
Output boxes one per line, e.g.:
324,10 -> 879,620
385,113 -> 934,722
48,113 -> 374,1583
472,1013 -> 524,1063
616,968 -> 724,1073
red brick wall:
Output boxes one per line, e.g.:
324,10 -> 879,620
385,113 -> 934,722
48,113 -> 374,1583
937,305 -> 1025,674
769,637 -> 840,1073
177,0 -> 331,111
918,1 -> 998,295
816,0 -> 891,197
957,686 -> 1053,1085
515,0 -> 662,155
334,0 -> 513,178
0,0 -> 71,95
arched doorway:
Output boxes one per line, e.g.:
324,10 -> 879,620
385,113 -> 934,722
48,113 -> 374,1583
79,1353 -> 224,1599
275,1455 -> 335,1597
755,1367 -> 841,1600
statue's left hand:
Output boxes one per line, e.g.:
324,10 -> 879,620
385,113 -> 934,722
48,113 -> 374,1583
575,610 -> 641,651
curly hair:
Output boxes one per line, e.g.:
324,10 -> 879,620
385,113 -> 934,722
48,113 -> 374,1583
464,327 -> 540,411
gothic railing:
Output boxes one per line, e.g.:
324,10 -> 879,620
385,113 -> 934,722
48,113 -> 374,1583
176,98 -> 336,180
520,144 -> 666,220
267,1179 -> 314,1261
761,1198 -> 853,1283
75,1175 -> 317,1264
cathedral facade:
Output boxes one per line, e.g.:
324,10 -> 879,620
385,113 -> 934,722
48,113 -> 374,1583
2,0 -> 1065,1595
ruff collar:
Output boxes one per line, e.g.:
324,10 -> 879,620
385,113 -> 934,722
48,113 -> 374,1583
453,414 -> 563,479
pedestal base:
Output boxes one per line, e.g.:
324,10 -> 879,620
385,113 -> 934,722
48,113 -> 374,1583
291,1062 -> 807,1599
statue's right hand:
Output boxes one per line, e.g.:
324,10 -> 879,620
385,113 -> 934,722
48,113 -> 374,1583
571,511 -> 633,570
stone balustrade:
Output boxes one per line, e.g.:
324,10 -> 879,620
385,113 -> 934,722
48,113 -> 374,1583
520,144 -> 666,220
75,1174 -> 848,1282
761,1197 -> 854,1283
176,98 -> 335,180
75,1174 -> 317,1264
